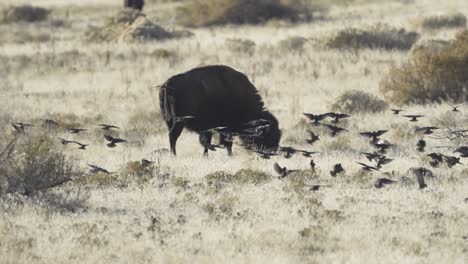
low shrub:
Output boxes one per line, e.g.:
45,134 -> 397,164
420,13 -> 467,30
331,90 -> 388,114
225,38 -> 256,55
380,30 -> 468,104
0,5 -> 50,23
321,24 -> 419,50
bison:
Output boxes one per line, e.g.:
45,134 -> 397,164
124,0 -> 144,11
159,65 -> 281,156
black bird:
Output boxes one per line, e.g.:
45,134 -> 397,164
402,115 -> 424,122
141,159 -> 154,167
330,163 -> 344,177
427,152 -> 444,167
72,141 -> 88,150
454,146 -> 468,158
361,152 -> 384,162
307,185 -> 331,191
244,124 -> 271,134
88,164 -> 110,174
356,162 -> 380,172
374,178 -> 397,188
104,135 -> 127,148
299,150 -> 319,157
415,126 -> 439,135
360,130 -> 388,141
390,109 -> 404,115
310,159 -> 316,170
12,122 -> 33,133
414,168 -> 428,189
372,140 -> 393,154
98,124 -> 119,130
416,139 -> 426,152
444,155 -> 462,168
303,113 -> 331,125
327,113 -> 351,124
255,150 -> 278,159
57,137 -> 73,145
376,156 -> 393,169
322,124 -> 347,137
449,104 -> 463,112
278,146 -> 298,159
274,163 -> 298,179
306,130 -> 320,145
68,128 -> 86,134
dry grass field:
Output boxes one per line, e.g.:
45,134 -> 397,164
0,0 -> 467,263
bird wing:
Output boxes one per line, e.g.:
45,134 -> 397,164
274,163 -> 284,175
376,130 -> 388,136
359,132 -> 373,138
104,135 -> 114,142
113,138 -> 127,143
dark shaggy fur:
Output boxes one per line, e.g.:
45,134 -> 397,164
124,0 -> 144,11
159,65 -> 281,156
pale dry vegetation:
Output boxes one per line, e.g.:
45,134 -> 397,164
0,0 -> 467,263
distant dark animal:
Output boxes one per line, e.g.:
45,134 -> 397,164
360,130 -> 388,141
104,135 -> 127,148
327,113 -> 351,124
278,146 -> 298,159
72,141 -> 88,150
68,128 -> 86,134
361,152 -> 384,162
159,65 -> 281,156
413,168 -> 428,189
12,122 -> 33,133
88,164 -> 110,174
356,162 -> 379,172
330,163 -> 344,177
415,126 -> 439,135
310,159 -> 316,170
374,178 -> 397,188
443,155 -> 462,168
307,184 -> 331,191
141,159 -> 154,167
403,115 -> 424,122
303,113 -> 331,125
99,124 -> 119,131
454,146 -> 468,157
416,139 -> 426,152
449,103 -> 463,112
274,162 -> 298,179
322,124 -> 347,137
376,156 -> 393,169
390,109 -> 404,115
57,137 -> 73,145
124,0 -> 144,11
306,130 -> 319,145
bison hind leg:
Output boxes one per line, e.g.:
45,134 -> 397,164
169,123 -> 184,155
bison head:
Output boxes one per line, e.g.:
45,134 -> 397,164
242,111 -> 281,151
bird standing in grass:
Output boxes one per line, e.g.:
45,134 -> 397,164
330,163 -> 344,177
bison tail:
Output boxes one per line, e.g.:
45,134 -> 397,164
159,82 -> 176,129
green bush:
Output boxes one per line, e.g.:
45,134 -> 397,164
420,13 -> 467,30
380,30 -> 468,104
1,5 -> 50,23
330,90 -> 388,113
321,24 -> 419,50
176,0 -> 313,27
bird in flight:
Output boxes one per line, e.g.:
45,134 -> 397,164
402,115 -> 424,122
104,135 -> 127,148
274,163 -> 298,179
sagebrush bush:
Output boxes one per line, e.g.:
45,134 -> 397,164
420,13 -> 467,30
330,90 -> 388,113
0,134 -> 75,196
278,36 -> 308,52
0,5 -> 50,23
380,30 -> 468,104
321,24 -> 419,50
176,0 -> 313,27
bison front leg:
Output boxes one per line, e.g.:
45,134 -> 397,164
169,123 -> 184,155
199,132 -> 212,156
220,134 -> 233,156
